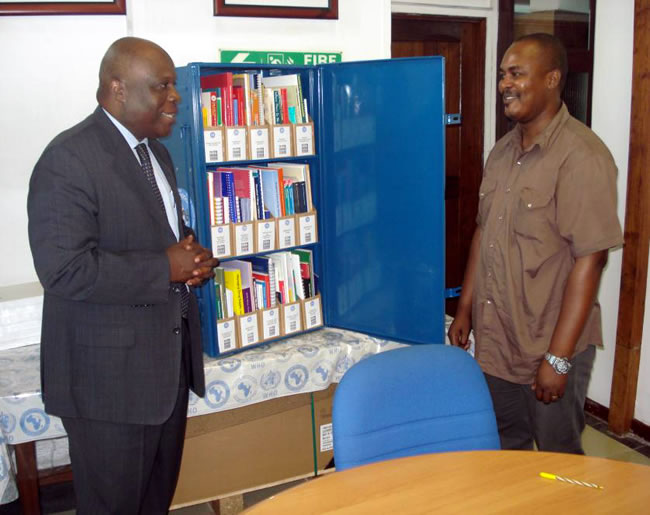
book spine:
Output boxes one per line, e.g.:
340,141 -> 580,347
273,90 -> 282,124
256,73 -> 265,126
207,171 -> 215,224
242,287 -> 252,314
220,172 -> 238,223
296,75 -> 306,123
252,171 -> 264,220
281,88 -> 289,124
210,91 -> 218,126
268,259 -> 277,307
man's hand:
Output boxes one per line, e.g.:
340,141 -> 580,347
448,310 -> 472,350
185,239 -> 219,287
531,360 -> 568,404
166,235 -> 219,285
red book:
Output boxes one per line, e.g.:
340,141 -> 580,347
201,72 -> 234,126
209,91 -> 218,126
280,88 -> 289,124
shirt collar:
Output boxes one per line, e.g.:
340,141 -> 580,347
508,103 -> 570,152
102,108 -> 149,150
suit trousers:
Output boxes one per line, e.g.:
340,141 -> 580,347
61,319 -> 191,515
484,345 -> 596,454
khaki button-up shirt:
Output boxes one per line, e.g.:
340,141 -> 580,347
473,104 -> 623,384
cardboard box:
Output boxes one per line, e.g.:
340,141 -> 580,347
171,384 -> 336,508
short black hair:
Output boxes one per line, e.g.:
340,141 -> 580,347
515,32 -> 568,90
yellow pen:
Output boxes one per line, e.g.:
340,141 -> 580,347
540,472 -> 604,490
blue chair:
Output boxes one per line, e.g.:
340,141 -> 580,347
332,344 -> 500,471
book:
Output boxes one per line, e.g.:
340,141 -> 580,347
214,267 -> 229,319
261,74 -> 307,123
289,252 -> 305,300
273,90 -> 282,124
201,72 -> 234,126
280,88 -> 289,125
222,167 -> 257,221
248,255 -> 277,307
260,167 -> 284,218
254,73 -> 265,125
291,248 -> 315,298
222,267 -> 244,315
216,170 -> 238,223
273,162 -> 313,211
232,73 -> 253,126
252,271 -> 271,308
222,260 -> 254,314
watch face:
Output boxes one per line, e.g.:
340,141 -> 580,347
555,359 -> 570,374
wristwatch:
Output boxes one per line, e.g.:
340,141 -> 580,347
544,352 -> 572,375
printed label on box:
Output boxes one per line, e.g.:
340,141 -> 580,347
303,296 -> 323,330
298,213 -> 317,245
320,423 -> 333,452
239,314 -> 260,347
211,225 -> 232,258
234,223 -> 253,255
226,127 -> 248,161
294,123 -> 314,156
283,303 -> 303,335
272,125 -> 293,158
249,127 -> 270,160
277,217 -> 296,249
204,128 -> 224,162
261,308 -> 280,340
256,220 -> 276,253
217,319 -> 237,353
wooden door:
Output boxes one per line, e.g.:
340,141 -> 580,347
392,15 -> 486,315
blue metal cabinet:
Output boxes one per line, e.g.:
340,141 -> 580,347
162,57 -> 446,356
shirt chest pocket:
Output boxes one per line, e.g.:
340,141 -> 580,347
513,187 -> 564,256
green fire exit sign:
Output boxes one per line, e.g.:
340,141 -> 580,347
220,50 -> 342,65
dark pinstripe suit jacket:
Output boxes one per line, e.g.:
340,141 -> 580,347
28,107 -> 205,425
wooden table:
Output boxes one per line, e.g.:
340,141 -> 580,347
244,450 -> 650,514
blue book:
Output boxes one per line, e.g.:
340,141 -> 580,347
218,170 -> 238,223
260,168 -> 283,218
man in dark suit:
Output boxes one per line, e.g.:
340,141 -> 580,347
27,37 -> 218,514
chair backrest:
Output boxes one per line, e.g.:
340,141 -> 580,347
332,344 -> 500,471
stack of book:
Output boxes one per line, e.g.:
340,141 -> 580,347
200,72 -> 315,162
200,71 -> 309,129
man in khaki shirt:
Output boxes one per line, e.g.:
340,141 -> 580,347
448,33 -> 623,453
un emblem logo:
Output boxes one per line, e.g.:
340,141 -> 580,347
285,364 -> 309,392
336,356 -> 354,375
311,361 -> 332,387
297,344 -> 318,358
260,369 -> 281,391
234,376 -> 257,404
324,331 -> 343,341
0,412 -> 16,435
20,408 -> 50,437
204,380 -> 230,409
218,358 -> 242,373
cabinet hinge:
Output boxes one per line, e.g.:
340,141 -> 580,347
445,113 -> 462,126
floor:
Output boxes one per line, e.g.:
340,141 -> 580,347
2,413 -> 649,515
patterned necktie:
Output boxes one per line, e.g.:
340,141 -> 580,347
135,143 -> 189,317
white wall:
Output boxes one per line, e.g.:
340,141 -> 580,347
1,0 -> 647,424
586,1 -> 642,422
0,0 -> 390,288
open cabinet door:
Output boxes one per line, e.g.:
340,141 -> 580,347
318,57 -> 446,345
